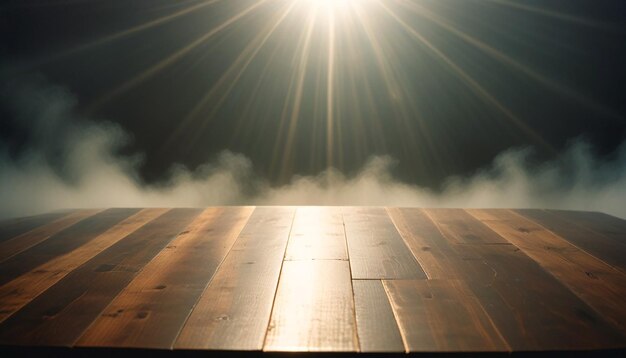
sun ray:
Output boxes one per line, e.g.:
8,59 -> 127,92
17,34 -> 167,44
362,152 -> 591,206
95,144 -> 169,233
485,0 -> 623,30
325,6 -> 336,170
399,1 -> 623,122
335,8 -> 369,166
3,0 -> 223,75
352,3 -> 434,163
87,0 -> 268,112
230,42 -> 285,147
374,0 -> 556,154
15,0 -> 613,184
161,1 -> 298,156
270,6 -> 319,180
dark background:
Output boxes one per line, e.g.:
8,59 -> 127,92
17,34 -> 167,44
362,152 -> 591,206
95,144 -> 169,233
1,0 -> 625,189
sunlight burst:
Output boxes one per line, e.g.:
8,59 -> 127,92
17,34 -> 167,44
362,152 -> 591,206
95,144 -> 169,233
74,0 -> 606,179
301,0 -> 352,11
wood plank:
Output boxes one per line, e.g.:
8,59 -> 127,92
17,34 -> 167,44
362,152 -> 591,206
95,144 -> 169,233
547,210 -> 626,244
463,243 -> 625,350
343,207 -> 425,279
471,209 -> 626,336
352,280 -> 404,353
264,260 -> 357,352
0,209 -> 167,324
0,208 -> 201,346
388,207 -> 474,279
517,209 -> 626,273
285,207 -> 347,260
175,207 -> 295,351
396,208 -> 626,350
425,208 -> 510,244
384,279 -> 509,352
0,210 -> 73,244
0,209 -> 103,263
390,208 -> 525,282
0,208 -> 140,286
76,207 -> 254,349
0,206 -> 623,354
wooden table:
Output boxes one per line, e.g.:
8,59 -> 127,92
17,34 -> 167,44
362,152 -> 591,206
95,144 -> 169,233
0,207 -> 625,356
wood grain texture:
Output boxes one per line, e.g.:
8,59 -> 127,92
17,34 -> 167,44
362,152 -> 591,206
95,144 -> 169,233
517,209 -> 626,273
76,207 -> 254,349
426,208 -> 510,244
0,208 -> 201,346
462,243 -> 625,350
175,207 -> 295,351
285,207 -> 347,260
264,260 -> 357,352
0,209 -> 167,324
353,280 -> 404,353
393,208 -> 625,350
384,279 -> 509,352
0,211 -> 73,244
548,210 -> 626,245
471,209 -> 626,336
0,209 -> 140,287
388,207 -> 472,279
0,207 -> 624,354
0,209 -> 103,263
343,207 -> 426,279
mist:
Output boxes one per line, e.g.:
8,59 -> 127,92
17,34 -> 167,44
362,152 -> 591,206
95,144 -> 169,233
1,77 -> 625,220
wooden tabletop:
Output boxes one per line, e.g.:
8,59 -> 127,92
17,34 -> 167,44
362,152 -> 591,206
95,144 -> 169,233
0,207 -> 625,356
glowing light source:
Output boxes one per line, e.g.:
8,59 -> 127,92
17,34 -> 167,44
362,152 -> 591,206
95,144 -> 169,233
81,0 -> 580,174
301,0 -> 351,11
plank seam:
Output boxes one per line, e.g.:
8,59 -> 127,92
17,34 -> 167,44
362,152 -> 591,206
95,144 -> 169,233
509,209 -> 624,275
386,207 -> 432,280
168,207 -> 256,349
261,207 -> 297,351
380,280 -> 408,354
424,209 -> 513,351
344,208 -> 362,352
540,210 -> 626,244
0,209 -> 105,264
469,209 -> 626,336
535,209 -> 626,274
0,208 -> 169,325
510,209 -> 626,330
70,209 -> 201,347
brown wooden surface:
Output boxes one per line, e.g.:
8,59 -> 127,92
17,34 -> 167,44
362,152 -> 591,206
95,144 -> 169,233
0,211 -> 73,244
546,210 -> 626,244
77,207 -> 254,349
174,207 -> 295,351
384,279 -> 509,352
0,207 -> 625,354
264,260 -> 357,352
0,209 -> 102,263
387,207 -> 473,279
353,280 -> 404,352
285,207 -> 347,261
516,209 -> 626,273
471,209 -> 626,336
0,209 -> 140,286
0,208 -> 168,324
0,208 -> 201,346
426,208 -> 510,244
392,208 -> 626,350
343,207 -> 426,279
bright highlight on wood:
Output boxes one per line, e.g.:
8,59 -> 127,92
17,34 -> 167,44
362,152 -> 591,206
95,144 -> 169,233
0,207 -> 624,355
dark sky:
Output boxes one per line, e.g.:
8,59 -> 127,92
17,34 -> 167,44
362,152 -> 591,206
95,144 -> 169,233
2,0 -> 625,189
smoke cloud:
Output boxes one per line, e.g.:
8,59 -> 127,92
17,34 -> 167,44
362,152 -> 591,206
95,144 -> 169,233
1,77 -> 625,220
